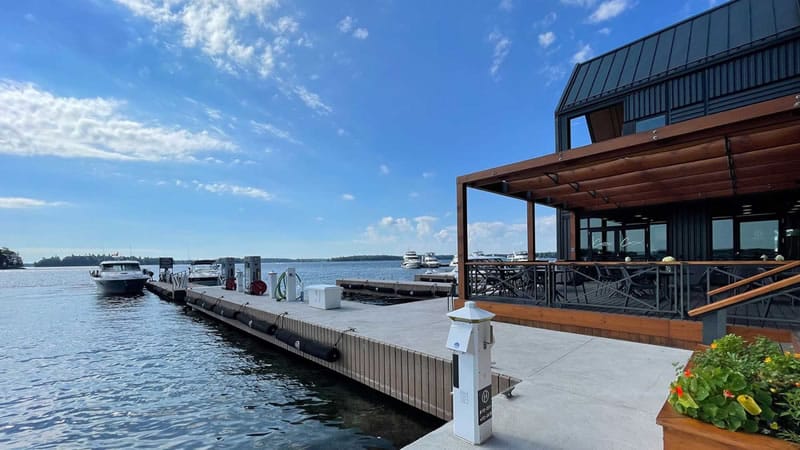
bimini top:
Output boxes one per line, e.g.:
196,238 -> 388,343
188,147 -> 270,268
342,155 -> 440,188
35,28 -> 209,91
557,0 -> 800,114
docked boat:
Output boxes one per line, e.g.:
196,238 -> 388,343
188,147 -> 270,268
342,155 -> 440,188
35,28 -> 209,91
508,250 -> 528,262
422,252 -> 441,268
188,259 -> 221,286
90,260 -> 150,295
401,251 -> 422,269
449,255 -> 458,267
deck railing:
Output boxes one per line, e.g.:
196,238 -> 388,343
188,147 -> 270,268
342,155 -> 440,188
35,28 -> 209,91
464,260 -> 800,328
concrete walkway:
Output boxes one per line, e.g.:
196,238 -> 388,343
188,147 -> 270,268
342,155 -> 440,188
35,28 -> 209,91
184,285 -> 691,449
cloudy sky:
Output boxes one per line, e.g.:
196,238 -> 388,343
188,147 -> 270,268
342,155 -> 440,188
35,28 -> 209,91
0,0 -> 720,261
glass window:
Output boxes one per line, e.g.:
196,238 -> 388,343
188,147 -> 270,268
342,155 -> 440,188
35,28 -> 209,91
650,223 -> 667,259
589,218 -> 602,227
739,220 -> 779,260
580,229 -> 591,259
635,114 -> 666,133
621,229 -> 646,257
712,219 -> 733,260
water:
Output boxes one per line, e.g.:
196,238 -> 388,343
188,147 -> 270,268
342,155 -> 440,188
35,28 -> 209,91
0,262 -> 444,449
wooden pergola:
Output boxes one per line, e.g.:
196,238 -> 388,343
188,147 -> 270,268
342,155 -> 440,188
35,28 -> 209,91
456,93 -> 800,300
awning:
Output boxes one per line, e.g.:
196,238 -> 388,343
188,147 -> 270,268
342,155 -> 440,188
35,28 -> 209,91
459,93 -> 800,212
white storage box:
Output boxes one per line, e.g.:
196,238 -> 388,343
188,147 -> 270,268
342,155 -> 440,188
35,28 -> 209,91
305,284 -> 342,310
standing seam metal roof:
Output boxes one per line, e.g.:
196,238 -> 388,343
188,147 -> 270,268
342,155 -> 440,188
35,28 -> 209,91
556,0 -> 800,114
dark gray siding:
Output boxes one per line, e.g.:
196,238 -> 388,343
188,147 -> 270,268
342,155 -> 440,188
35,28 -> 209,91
669,205 -> 711,261
556,0 -> 800,115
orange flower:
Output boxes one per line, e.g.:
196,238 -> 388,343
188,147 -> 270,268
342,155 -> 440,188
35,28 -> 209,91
684,368 -> 692,378
723,389 -> 734,398
676,386 -> 684,398
711,342 -> 718,349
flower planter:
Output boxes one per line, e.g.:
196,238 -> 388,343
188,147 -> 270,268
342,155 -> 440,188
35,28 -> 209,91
657,346 -> 799,450
656,399 -> 799,449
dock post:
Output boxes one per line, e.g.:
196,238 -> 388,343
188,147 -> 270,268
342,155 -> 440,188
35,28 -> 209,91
446,301 -> 495,444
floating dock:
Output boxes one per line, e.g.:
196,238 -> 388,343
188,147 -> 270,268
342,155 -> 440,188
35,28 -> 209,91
146,280 -> 690,449
336,278 -> 454,300
414,272 -> 456,283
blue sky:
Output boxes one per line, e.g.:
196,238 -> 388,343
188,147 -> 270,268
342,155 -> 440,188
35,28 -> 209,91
0,0 -> 721,261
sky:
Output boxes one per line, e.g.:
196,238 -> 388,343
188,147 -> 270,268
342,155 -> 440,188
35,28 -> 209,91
0,0 -> 722,261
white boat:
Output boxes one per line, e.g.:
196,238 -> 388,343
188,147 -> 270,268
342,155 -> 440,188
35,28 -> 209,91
421,252 -> 441,268
188,259 -> 221,286
449,255 -> 458,267
401,251 -> 422,269
508,250 -> 529,262
90,260 -> 150,295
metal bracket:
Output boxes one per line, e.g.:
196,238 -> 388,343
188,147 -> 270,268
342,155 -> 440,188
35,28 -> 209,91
569,182 -> 580,192
545,173 -> 559,185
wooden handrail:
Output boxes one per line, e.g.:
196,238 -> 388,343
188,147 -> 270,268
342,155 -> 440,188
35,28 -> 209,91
689,273 -> 800,317
706,261 -> 800,296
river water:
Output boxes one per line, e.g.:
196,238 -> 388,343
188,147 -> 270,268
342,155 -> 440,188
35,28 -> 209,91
0,261 -> 446,449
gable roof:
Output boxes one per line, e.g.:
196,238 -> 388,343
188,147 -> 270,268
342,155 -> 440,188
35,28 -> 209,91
556,0 -> 800,115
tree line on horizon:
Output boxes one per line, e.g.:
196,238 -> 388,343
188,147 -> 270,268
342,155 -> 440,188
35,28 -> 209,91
31,254 -> 418,267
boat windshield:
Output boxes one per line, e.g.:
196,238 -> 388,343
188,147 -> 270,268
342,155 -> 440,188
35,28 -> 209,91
102,263 -> 140,272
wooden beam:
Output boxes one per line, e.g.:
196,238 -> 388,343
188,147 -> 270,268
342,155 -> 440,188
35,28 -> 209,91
587,181 -> 800,211
527,202 -> 535,261
689,273 -> 800,317
707,261 -> 800,297
507,139 -> 726,194
458,94 -> 800,187
457,182 -> 468,300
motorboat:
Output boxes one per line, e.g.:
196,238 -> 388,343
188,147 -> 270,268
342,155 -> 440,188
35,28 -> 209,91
188,259 -> 221,286
422,252 -> 441,268
449,255 -> 458,267
90,260 -> 150,295
508,250 -> 529,262
401,251 -> 422,269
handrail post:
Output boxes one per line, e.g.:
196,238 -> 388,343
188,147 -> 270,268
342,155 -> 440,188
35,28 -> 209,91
702,309 -> 727,344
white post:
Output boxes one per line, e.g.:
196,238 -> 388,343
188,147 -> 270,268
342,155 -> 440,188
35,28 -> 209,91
236,271 -> 244,293
286,267 -> 297,301
446,301 -> 495,444
267,271 -> 278,299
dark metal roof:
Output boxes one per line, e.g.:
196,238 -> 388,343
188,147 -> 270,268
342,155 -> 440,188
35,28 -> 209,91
557,0 -> 800,115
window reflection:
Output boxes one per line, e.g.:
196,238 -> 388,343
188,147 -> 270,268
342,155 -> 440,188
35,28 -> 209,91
650,224 -> 667,259
622,229 -> 645,257
739,220 -> 778,259
712,219 -> 733,260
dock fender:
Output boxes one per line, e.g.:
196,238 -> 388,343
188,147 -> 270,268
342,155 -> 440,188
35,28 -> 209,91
303,340 -> 341,362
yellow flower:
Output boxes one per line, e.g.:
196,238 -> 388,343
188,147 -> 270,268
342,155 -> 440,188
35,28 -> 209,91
737,395 -> 762,415
764,356 -> 772,363
711,342 -> 718,349
795,353 -> 800,359
770,422 -> 780,430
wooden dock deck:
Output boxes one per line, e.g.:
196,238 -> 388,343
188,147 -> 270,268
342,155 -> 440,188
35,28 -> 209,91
336,278 -> 454,300
146,280 -> 691,449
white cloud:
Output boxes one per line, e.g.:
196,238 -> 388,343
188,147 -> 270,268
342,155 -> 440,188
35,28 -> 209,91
534,12 -> 557,28
341,193 -> 355,201
559,0 -> 596,6
571,43 -> 593,64
498,0 -> 513,12
293,85 -> 332,115
587,0 -> 630,23
538,31 -> 556,48
192,181 -> 273,200
337,128 -> 346,136
250,120 -> 300,144
24,13 -> 36,22
115,0 -> 300,80
598,27 -> 611,35
488,31 -> 511,80
0,197 -> 68,208
539,63 -> 568,85
352,28 -> 369,39
379,164 -> 389,175
409,192 -> 419,198
355,214 -> 558,254
337,16 -> 354,33
422,171 -> 435,178
0,80 -> 234,161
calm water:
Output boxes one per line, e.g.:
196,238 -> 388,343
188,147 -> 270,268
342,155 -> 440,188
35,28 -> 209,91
0,262 -> 444,449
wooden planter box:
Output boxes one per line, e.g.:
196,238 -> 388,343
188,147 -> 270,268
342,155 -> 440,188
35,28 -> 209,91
656,396 -> 799,449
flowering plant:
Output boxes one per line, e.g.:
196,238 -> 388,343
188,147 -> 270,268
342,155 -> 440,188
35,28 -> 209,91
668,334 -> 800,443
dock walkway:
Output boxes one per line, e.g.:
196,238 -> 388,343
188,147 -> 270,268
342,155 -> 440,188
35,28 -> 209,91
147,281 -> 690,449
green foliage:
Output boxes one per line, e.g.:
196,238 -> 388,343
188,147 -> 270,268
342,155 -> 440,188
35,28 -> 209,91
668,334 -> 799,443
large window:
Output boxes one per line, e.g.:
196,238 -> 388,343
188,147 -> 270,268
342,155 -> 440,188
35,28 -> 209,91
739,220 -> 779,260
712,219 -> 733,260
578,217 -> 666,261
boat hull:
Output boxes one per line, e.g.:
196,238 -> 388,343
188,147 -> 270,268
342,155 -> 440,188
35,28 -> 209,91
93,277 -> 148,295
188,276 -> 220,286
